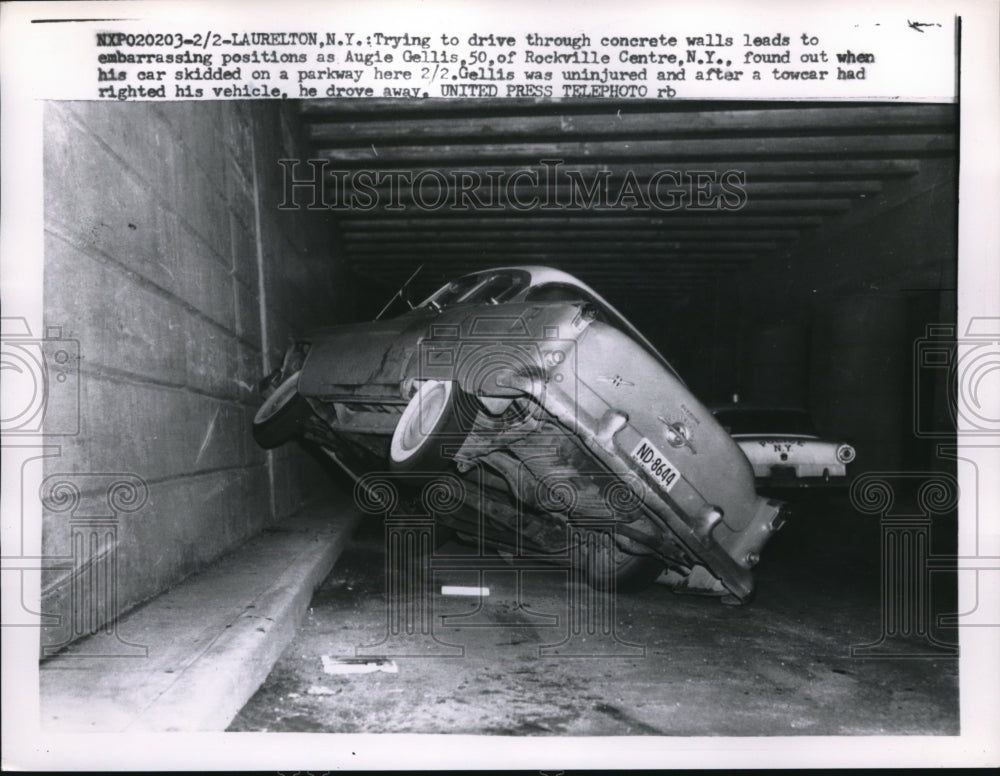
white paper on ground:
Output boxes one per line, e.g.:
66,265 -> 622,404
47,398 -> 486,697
321,656 -> 399,675
440,586 -> 490,596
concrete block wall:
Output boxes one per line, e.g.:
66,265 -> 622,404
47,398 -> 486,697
662,157 -> 955,475
737,159 -> 957,472
41,101 -> 345,653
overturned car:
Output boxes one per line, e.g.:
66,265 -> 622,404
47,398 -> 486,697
254,267 -> 787,603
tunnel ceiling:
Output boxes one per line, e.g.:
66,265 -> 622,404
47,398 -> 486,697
296,99 -> 956,306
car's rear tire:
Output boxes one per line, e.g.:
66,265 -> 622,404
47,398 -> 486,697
578,530 -> 665,592
253,372 -> 311,449
390,379 -> 465,472
607,553 -> 666,592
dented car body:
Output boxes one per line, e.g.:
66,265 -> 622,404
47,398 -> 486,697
254,267 -> 787,603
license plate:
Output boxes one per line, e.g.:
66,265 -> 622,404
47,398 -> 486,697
631,437 -> 680,493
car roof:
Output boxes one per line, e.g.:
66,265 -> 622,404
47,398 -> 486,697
427,265 -> 684,383
443,265 -> 593,289
446,265 -> 626,311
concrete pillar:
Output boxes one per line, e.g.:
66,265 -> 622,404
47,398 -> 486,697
745,323 -> 809,406
811,293 -> 908,472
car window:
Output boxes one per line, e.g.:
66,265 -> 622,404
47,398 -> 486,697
461,273 -> 526,304
422,271 -> 528,309
423,275 -> 483,307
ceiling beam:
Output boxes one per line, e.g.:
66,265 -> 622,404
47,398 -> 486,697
306,105 -> 956,145
335,214 -> 826,228
328,198 -> 854,216
344,240 -> 776,253
314,134 -> 953,164
345,254 -> 755,267
307,159 -> 920,180
299,98 -> 954,120
338,228 -> 803,242
328,179 -> 883,200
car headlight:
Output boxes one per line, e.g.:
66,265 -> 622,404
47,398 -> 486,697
837,444 -> 856,464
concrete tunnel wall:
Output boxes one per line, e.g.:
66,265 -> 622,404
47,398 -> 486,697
41,101 -> 349,653
665,157 -> 956,474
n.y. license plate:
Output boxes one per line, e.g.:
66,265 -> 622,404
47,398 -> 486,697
631,437 -> 680,493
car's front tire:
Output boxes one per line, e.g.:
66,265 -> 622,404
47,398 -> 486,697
389,379 -> 465,471
252,372 -> 311,449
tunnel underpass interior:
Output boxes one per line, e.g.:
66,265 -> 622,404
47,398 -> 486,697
297,98 -> 956,474
41,98 -> 957,662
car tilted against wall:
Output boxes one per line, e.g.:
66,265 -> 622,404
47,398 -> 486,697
711,405 -> 856,487
253,266 -> 788,604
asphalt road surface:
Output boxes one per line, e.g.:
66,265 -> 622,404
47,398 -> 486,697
230,491 -> 959,735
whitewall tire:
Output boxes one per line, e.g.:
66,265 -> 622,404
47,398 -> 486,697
390,380 -> 463,471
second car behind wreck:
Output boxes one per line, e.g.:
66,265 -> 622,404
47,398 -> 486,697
253,266 -> 788,603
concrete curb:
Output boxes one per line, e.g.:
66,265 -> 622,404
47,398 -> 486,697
133,508 -> 360,731
40,498 -> 361,732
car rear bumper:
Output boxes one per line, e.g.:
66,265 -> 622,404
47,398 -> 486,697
757,476 -> 849,488
756,465 -> 849,487
535,386 -> 787,603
